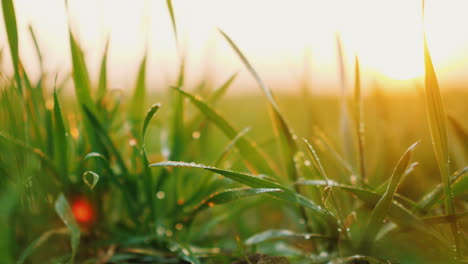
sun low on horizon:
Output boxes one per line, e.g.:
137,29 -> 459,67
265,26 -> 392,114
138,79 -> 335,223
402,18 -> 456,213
1,0 -> 468,92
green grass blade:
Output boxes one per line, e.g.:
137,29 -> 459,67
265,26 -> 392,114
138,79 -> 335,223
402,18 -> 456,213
207,73 -> 238,104
166,0 -> 178,43
68,32 -> 94,112
150,161 -> 338,236
142,103 -> 161,144
129,54 -> 147,130
1,0 -> 22,93
82,171 -> 99,190
418,167 -> 467,210
97,38 -> 110,101
17,228 -> 68,264
54,194 -> 80,263
245,229 -> 329,245
296,180 -> 438,239
53,90 -> 68,179
188,188 -> 282,218
175,87 -> 276,175
0,130 -> 59,178
169,62 -> 185,161
82,106 -> 128,176
359,141 -> 419,252
353,56 -> 367,184
28,25 -> 44,75
424,34 -> 460,257
219,29 -> 298,180
304,139 -> 329,183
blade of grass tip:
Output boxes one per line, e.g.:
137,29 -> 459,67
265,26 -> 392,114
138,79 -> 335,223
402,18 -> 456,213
68,31 -> 95,112
129,53 -> 147,132
53,89 -> 69,180
54,194 -> 80,263
141,104 -> 161,226
150,161 -> 339,238
207,72 -> 238,105
220,30 -> 314,234
166,0 -> 178,44
28,25 -> 44,75
359,141 -> 419,252
335,33 -> 354,168
219,29 -> 299,179
186,188 -> 282,222
424,33 -> 461,257
1,0 -> 22,93
418,167 -> 468,211
97,37 -> 110,101
142,103 -> 161,144
353,56 -> 366,185
174,88 -> 276,176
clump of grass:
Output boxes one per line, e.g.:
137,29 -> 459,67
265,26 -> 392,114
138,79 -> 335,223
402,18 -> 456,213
0,0 -> 467,263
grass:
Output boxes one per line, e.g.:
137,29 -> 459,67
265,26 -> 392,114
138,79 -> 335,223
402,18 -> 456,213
1,1 -> 467,263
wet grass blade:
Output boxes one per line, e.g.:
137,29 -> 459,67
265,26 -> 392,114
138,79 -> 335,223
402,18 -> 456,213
82,106 -> 128,176
28,25 -> 44,75
141,104 -> 161,224
129,54 -> 147,131
82,171 -> 99,190
150,161 -> 338,237
1,0 -> 22,93
188,188 -> 282,219
418,167 -> 467,210
353,56 -> 366,184
175,87 -> 276,176
53,90 -> 69,179
359,141 -> 419,252
142,103 -> 161,143
424,34 -> 460,257
54,194 -> 80,263
219,29 -> 298,180
97,38 -> 110,101
69,32 -> 94,113
296,180 -> 438,239
245,229 -> 329,245
166,0 -> 178,44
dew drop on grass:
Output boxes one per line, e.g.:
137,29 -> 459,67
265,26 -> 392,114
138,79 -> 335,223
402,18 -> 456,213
165,230 -> 173,237
156,191 -> 165,199
182,248 -> 190,256
304,234 -> 312,239
129,138 -> 137,147
319,252 -> 328,257
162,148 -> 170,158
175,223 -> 183,230
304,160 -> 311,167
157,226 -> 165,235
192,131 -> 201,139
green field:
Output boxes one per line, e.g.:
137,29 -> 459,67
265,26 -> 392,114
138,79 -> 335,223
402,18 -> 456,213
1,0 -> 467,263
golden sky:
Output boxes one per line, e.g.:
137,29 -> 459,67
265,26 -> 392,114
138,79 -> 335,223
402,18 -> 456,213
1,0 -> 468,93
